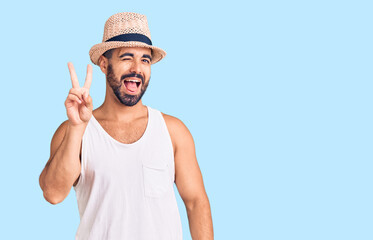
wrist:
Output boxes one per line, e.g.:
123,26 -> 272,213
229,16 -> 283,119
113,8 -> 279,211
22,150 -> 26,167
67,120 -> 88,132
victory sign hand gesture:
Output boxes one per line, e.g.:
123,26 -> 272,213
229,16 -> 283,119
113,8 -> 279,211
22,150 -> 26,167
65,62 -> 93,126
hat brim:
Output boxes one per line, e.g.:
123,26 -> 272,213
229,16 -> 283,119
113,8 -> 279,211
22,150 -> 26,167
89,41 -> 166,65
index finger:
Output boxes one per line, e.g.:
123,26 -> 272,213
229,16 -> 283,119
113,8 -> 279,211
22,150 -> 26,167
83,64 -> 92,89
67,62 -> 80,88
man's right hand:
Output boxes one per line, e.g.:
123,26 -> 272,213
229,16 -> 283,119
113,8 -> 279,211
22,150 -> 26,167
65,62 -> 93,126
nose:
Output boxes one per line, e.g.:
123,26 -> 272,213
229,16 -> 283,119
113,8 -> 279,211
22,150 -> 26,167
130,59 -> 142,75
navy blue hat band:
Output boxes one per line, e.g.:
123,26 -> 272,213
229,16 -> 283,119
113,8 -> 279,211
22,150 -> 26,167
105,33 -> 152,46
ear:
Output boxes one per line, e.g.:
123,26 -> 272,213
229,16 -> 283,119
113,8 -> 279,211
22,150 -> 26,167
98,55 -> 108,74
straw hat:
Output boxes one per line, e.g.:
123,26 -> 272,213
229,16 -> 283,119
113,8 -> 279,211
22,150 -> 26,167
89,12 -> 166,65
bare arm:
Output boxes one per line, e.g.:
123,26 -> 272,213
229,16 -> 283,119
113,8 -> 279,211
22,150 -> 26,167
39,121 -> 86,204
39,63 -> 93,205
168,115 -> 214,239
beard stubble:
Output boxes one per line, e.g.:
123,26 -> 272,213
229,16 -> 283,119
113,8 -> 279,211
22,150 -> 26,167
106,63 -> 150,107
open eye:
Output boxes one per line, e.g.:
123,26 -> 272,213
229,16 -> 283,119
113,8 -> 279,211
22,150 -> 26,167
142,59 -> 150,64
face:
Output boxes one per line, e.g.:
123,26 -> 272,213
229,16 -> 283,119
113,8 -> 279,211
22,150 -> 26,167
103,47 -> 152,106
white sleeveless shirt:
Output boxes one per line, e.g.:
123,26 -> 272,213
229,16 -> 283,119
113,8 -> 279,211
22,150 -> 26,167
73,106 -> 183,240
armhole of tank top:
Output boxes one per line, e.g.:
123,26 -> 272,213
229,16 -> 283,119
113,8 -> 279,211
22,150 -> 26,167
159,110 -> 176,183
74,132 -> 86,190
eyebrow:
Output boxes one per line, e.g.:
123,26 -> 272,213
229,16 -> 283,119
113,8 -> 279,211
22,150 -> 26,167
143,54 -> 152,61
118,52 -> 152,62
119,52 -> 134,58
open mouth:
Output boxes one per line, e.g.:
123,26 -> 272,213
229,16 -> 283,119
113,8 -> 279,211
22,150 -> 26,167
123,79 -> 141,93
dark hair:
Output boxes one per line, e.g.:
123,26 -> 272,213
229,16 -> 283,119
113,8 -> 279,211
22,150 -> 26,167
103,49 -> 114,59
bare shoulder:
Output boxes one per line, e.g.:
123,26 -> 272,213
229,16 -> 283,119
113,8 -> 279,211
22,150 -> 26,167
49,120 -> 69,159
50,120 -> 83,161
51,120 -> 69,147
57,120 -> 69,133
161,112 -> 192,135
161,112 -> 194,154
49,119 -> 82,187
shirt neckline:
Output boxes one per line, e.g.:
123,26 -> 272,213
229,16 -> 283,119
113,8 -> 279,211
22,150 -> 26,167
90,105 -> 151,147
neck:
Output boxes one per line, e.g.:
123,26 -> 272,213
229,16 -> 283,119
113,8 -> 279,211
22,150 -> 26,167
95,85 -> 147,122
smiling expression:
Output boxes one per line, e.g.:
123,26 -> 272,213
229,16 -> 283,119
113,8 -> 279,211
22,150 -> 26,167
101,47 -> 152,106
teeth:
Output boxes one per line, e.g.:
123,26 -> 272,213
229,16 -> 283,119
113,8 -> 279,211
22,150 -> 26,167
125,79 -> 140,83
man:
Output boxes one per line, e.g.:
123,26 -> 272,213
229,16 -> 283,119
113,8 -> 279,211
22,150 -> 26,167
39,12 -> 213,239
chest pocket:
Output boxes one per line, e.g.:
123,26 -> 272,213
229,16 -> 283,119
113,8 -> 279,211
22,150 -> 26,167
142,160 -> 171,198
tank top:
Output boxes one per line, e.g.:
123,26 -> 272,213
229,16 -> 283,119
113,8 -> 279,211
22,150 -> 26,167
73,105 -> 183,240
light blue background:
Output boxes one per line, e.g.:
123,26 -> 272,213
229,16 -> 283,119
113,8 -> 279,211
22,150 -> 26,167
0,0 -> 372,239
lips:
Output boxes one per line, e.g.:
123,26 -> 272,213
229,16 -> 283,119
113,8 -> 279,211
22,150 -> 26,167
123,78 -> 141,93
